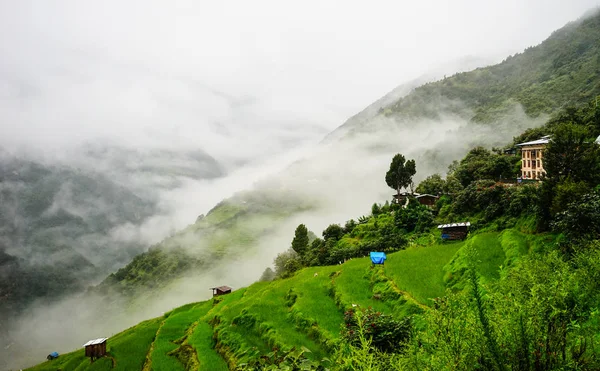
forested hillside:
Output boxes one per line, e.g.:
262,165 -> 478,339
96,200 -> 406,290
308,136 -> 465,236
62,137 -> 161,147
332,10 -> 600,139
27,97 -> 600,370
94,9 -> 600,299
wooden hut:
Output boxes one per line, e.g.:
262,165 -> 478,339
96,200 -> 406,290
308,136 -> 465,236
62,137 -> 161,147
437,222 -> 470,240
210,286 -> 232,297
83,338 -> 107,361
416,194 -> 439,207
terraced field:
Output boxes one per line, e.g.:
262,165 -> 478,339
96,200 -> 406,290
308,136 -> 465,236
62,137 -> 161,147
26,230 -> 532,371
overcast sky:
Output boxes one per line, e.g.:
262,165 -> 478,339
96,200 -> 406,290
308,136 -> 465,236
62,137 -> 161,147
0,0 -> 598,158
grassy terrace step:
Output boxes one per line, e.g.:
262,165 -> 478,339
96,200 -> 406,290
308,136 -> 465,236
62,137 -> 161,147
385,241 -> 464,304
208,273 -> 335,364
149,302 -> 214,371
26,228 -> 537,370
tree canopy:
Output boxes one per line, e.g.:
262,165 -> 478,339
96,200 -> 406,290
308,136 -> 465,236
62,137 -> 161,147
385,154 -> 416,194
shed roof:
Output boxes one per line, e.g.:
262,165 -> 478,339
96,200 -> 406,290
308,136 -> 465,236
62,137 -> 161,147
210,285 -> 232,291
516,135 -> 551,147
83,338 -> 107,347
437,222 -> 471,229
416,194 -> 439,199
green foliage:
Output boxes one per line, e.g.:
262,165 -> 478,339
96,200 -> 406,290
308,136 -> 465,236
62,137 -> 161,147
342,307 -> 412,353
450,147 -> 519,187
394,202 -> 434,233
259,267 -> 276,282
274,248 -> 302,278
544,123 -> 600,185
553,190 -> 600,242
385,154 -> 416,193
291,224 -> 310,256
415,173 -> 445,195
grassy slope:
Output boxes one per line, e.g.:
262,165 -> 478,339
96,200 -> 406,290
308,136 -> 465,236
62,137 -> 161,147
27,228 -> 543,370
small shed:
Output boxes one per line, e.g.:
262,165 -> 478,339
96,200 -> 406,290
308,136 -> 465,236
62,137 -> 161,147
438,222 -> 471,240
370,252 -> 387,265
210,286 -> 232,297
83,338 -> 107,361
47,351 -> 59,361
416,194 -> 439,207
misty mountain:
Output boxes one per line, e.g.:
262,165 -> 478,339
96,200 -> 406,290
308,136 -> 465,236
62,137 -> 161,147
6,10 -> 600,369
0,155 -> 154,316
0,141 -> 227,313
94,10 -> 600,297
333,12 -> 600,141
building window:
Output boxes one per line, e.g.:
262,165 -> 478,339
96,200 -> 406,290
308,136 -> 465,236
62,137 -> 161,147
528,160 -> 531,167
532,172 -> 536,179
537,160 -> 540,167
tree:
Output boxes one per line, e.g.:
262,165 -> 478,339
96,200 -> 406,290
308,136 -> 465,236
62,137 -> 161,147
416,173 -> 445,195
259,267 -> 276,282
291,224 -> 309,256
385,154 -> 416,195
544,123 -> 600,185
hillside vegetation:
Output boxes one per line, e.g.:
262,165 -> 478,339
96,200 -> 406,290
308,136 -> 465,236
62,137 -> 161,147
25,228 -> 534,371
94,10 -> 600,301
26,93 -> 600,369
338,10 -> 600,137
22,10 -> 600,371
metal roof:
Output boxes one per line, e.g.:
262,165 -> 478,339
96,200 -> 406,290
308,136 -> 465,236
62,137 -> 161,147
416,194 -> 439,198
210,286 -> 232,291
437,222 -> 471,229
516,135 -> 551,147
83,338 -> 107,347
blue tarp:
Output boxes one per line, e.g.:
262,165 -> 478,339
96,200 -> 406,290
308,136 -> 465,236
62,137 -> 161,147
370,252 -> 387,265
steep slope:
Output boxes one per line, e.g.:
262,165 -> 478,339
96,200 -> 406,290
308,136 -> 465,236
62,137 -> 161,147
333,11 -> 600,139
97,10 -> 600,298
25,228 -> 542,370
13,10 -> 600,369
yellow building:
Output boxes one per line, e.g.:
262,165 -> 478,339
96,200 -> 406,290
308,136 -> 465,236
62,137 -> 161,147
517,135 -> 550,180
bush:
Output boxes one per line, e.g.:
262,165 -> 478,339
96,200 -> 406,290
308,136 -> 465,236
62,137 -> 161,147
342,307 -> 412,353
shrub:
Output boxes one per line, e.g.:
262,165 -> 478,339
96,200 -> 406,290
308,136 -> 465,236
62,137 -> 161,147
342,307 -> 412,353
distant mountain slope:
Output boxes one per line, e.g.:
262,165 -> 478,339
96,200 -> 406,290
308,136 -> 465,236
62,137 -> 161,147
0,156 -> 155,317
334,10 -> 600,139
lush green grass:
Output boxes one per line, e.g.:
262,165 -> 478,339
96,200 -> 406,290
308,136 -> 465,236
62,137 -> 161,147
189,321 -> 229,371
331,257 -> 390,314
470,233 -> 506,282
443,232 -> 507,289
289,266 -> 345,339
385,241 -> 464,304
29,228 -> 547,370
150,302 -> 212,371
